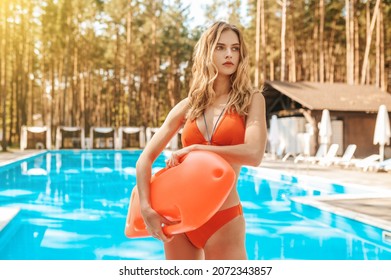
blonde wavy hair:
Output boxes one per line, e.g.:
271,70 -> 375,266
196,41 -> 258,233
187,21 -> 255,120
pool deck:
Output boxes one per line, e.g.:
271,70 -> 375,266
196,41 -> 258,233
1,149 -> 391,236
0,149 -> 45,167
260,156 -> 391,235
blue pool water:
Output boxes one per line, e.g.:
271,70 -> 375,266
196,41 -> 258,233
0,150 -> 390,260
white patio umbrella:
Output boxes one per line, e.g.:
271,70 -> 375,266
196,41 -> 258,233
268,115 -> 280,158
373,104 -> 391,162
318,109 -> 332,156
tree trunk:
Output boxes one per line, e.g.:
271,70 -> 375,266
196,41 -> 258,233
79,65 -> 85,129
1,1 -> 9,151
126,8 -> 134,126
288,0 -> 296,82
113,26 -> 121,127
254,0 -> 261,87
319,0 -> 324,83
261,0 -> 266,83
354,8 -> 359,84
376,1 -> 385,90
379,2 -> 385,91
345,0 -> 354,84
49,58 -> 56,139
62,53 -> 69,126
312,1 -> 319,82
366,1 -> 371,83
376,1 -> 380,88
345,0 -> 350,83
269,58 -> 274,81
326,20 -> 336,82
150,5 -> 158,127
72,44 -> 78,126
360,0 -> 381,85
167,57 -> 176,108
63,27 -> 71,126
280,0 -> 287,81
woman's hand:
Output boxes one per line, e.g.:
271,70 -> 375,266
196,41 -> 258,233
141,206 -> 174,242
165,145 -> 195,168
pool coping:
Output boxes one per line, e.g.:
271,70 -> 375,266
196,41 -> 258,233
0,151 -> 45,237
0,207 -> 20,233
290,194 -> 391,233
248,166 -> 391,195
0,150 -> 47,168
290,195 -> 391,250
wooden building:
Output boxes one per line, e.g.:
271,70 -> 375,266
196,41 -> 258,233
262,81 -> 391,158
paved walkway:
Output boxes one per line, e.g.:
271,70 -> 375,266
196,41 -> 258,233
0,149 -> 44,166
1,149 -> 391,235
261,157 -> 391,191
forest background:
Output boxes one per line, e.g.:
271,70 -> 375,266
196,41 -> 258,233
0,0 -> 390,150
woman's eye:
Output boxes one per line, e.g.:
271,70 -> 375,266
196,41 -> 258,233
232,47 -> 240,51
216,46 -> 224,50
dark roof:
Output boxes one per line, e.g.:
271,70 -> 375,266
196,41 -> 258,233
264,81 -> 391,113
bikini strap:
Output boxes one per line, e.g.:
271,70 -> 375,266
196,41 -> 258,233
203,107 -> 226,144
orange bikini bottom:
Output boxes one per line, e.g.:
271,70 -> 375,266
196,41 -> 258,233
184,204 -> 243,249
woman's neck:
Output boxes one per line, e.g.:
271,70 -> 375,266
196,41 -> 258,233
213,75 -> 231,98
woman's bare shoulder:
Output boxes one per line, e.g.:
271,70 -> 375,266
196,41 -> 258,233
165,98 -> 190,124
249,88 -> 265,106
176,97 -> 190,108
172,98 -> 190,116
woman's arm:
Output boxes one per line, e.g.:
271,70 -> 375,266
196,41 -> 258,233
167,92 -> 267,168
135,98 -> 188,241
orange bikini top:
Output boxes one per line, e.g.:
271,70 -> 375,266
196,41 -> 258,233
181,111 -> 246,147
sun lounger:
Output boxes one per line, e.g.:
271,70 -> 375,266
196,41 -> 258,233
350,154 -> 381,172
317,144 -> 341,166
368,158 -> 391,172
329,144 -> 357,167
265,142 -> 286,160
293,143 -> 327,163
295,144 -> 338,164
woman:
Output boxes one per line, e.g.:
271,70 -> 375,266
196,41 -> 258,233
135,21 -> 267,260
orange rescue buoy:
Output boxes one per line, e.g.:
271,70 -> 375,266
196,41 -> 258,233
125,150 -> 236,238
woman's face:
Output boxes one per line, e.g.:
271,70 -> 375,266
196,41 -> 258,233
213,29 -> 240,77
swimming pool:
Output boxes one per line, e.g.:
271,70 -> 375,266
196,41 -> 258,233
0,150 -> 390,260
